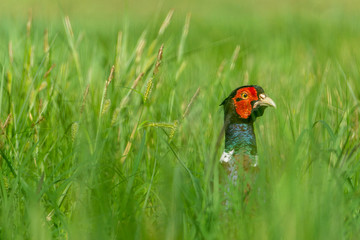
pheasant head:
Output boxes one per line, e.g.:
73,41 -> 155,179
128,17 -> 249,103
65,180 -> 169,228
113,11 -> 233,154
220,85 -> 276,168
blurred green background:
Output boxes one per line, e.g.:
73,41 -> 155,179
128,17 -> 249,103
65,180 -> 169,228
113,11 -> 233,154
0,0 -> 360,239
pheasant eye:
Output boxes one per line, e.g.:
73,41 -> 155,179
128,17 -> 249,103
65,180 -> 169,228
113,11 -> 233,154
241,93 -> 248,99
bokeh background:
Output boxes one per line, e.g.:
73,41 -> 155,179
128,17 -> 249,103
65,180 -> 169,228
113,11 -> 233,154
1,0 -> 360,239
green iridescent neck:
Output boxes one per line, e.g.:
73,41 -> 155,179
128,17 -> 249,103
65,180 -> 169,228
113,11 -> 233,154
225,122 -> 257,156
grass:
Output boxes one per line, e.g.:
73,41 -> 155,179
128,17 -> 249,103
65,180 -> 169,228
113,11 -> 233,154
0,1 -> 360,239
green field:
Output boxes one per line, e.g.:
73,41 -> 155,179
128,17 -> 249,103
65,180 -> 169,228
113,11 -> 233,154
1,0 -> 360,239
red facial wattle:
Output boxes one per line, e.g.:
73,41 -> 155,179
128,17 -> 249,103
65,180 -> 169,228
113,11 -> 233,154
232,87 -> 258,119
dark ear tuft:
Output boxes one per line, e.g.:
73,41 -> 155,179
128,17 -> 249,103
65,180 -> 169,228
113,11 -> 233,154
220,97 -> 227,106
253,85 -> 264,95
220,87 -> 239,106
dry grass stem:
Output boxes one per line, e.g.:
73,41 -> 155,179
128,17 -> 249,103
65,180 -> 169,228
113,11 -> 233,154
64,16 -> 74,39
80,84 -> 90,114
143,122 -> 176,129
217,59 -> 226,78
44,64 -> 56,78
107,65 -> 115,87
8,41 -> 13,64
32,116 -> 45,127
120,72 -> 144,109
121,121 -> 139,163
26,10 -> 32,37
94,65 -> 115,150
38,82 -> 47,92
3,114 -> 12,130
144,44 -> 164,103
136,39 -> 146,63
175,61 -> 187,80
38,99 -> 43,114
244,70 -> 249,85
153,44 -> 164,77
169,87 -> 200,141
44,30 -> 49,53
183,13 -> 191,37
182,87 -> 200,119
1,114 -> 12,134
104,65 -> 115,99
115,31 -> 122,75
29,112 -> 33,122
230,45 -> 240,71
177,13 -> 191,62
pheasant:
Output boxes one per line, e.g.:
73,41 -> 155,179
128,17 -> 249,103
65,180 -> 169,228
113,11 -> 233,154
220,85 -> 276,200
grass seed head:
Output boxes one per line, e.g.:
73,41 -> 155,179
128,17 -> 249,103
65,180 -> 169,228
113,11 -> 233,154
64,16 -> 74,39
230,45 -> 240,71
38,82 -> 47,92
44,29 -> 49,53
153,44 -> 164,77
26,10 -> 32,37
71,122 -> 79,143
115,31 -> 122,76
177,13 -> 191,62
1,114 -> 12,131
102,99 -> 111,115
144,45 -> 164,103
8,41 -> 13,64
111,108 -> 121,126
107,65 -> 115,87
136,39 -> 146,63
29,112 -> 33,122
80,85 -> 90,114
169,120 -> 179,140
158,9 -> 174,36
144,78 -> 153,103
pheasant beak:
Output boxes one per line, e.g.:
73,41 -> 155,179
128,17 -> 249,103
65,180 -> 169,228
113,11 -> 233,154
254,93 -> 276,109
